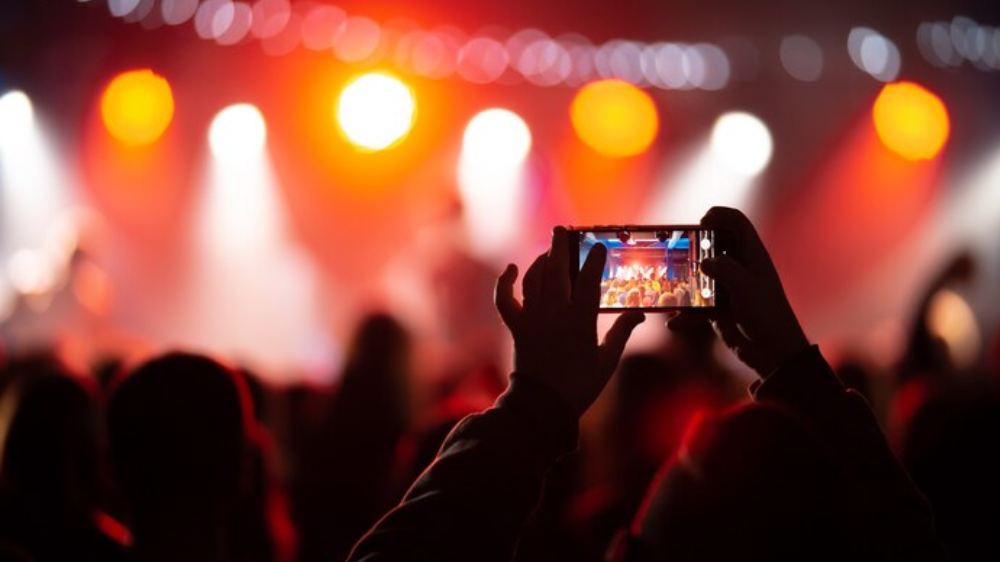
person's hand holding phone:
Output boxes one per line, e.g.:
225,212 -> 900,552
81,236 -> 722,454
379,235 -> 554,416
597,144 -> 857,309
670,207 -> 809,377
495,227 -> 646,416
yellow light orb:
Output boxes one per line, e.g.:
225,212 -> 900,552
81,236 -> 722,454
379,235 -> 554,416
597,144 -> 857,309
570,79 -> 659,158
872,81 -> 949,161
336,72 -> 416,152
100,69 -> 175,147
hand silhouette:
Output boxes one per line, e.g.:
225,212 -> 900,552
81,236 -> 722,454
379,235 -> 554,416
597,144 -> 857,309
670,207 -> 809,377
495,227 -> 645,415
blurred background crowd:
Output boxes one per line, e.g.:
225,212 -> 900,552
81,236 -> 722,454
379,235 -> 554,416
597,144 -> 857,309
1,0 -> 1000,560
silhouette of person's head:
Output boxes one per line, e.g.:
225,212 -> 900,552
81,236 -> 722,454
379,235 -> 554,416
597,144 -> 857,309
611,354 -> 703,466
339,313 -> 411,425
901,375 -> 1000,559
0,354 -> 128,562
107,352 -> 252,533
631,404 -> 864,560
0,353 -> 101,513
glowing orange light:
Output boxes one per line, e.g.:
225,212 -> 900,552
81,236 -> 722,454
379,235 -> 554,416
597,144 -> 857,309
570,79 -> 659,158
100,69 -> 175,147
872,81 -> 949,161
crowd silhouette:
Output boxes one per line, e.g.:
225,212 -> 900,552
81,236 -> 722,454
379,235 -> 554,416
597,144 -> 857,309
1,207 -> 998,561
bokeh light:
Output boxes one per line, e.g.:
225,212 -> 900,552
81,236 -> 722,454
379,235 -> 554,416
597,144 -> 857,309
7,249 -> 58,296
848,27 -> 901,82
458,108 -> 532,258
872,81 -> 949,161
709,111 -> 773,176
780,35 -> 824,81
209,104 -> 267,162
333,16 -> 383,63
336,72 -> 416,152
108,0 -> 142,18
457,37 -> 509,84
461,108 -> 532,168
100,69 -> 175,147
927,288 -> 981,370
0,90 -> 34,149
301,5 -> 346,51
161,0 -> 199,26
570,79 -> 659,158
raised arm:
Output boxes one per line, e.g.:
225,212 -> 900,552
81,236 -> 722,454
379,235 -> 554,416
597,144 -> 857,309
662,207 -> 947,559
348,228 -> 644,562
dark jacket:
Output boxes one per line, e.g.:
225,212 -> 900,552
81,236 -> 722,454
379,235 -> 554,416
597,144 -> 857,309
348,346 -> 946,561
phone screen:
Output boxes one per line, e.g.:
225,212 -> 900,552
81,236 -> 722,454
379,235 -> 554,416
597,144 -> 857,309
571,227 -> 718,311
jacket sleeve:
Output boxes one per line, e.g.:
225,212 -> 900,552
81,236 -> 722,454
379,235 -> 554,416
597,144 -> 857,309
347,374 -> 579,562
751,345 -> 948,560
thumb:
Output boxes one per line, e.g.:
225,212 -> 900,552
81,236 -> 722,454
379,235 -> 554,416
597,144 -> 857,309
598,311 -> 645,377
701,255 -> 752,299
494,263 -> 521,330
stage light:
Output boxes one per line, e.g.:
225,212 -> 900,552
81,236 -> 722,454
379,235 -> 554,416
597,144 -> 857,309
209,104 -> 267,162
336,73 -> 416,152
195,0 -> 234,40
251,0 -> 291,39
0,277 -> 12,322
564,39 -> 598,87
0,91 -> 34,149
2,91 -> 75,262
570,79 -> 659,158
458,109 -> 532,258
301,5 -> 346,51
872,81 -> 949,161
645,43 -> 687,89
7,249 -> 58,295
457,37 -> 508,84
161,0 -> 199,26
333,16 -> 382,63
100,69 -> 174,147
594,40 -> 644,84
108,0 -> 142,18
950,16 -> 976,60
462,109 -> 532,168
406,30 -> 463,79
780,35 -> 824,81
519,38 -> 572,86
193,121 -> 326,374
709,112 -> 773,176
215,2 -> 253,46
848,27 -> 900,82
692,44 -> 731,90
927,288 -> 981,371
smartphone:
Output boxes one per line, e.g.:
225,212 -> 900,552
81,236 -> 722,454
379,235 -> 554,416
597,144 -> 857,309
567,226 -> 727,312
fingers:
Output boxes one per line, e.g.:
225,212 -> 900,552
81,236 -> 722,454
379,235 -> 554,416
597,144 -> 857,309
522,252 -> 547,310
666,310 -> 711,332
701,206 -> 757,244
700,255 -> 752,300
544,226 -> 572,308
574,242 -> 606,311
494,263 -> 521,330
701,206 -> 773,273
712,314 -> 751,350
713,314 -> 772,373
598,311 -> 645,377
